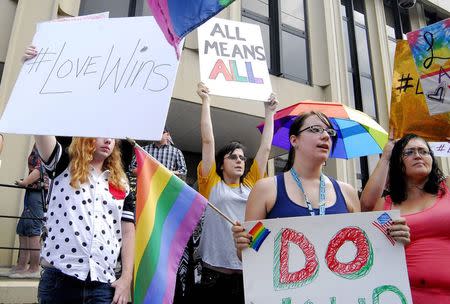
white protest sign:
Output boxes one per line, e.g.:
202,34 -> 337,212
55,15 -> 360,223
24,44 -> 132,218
37,12 -> 110,31
242,211 -> 412,304
198,17 -> 272,101
52,12 -> 110,23
0,17 -> 181,140
429,142 -> 450,157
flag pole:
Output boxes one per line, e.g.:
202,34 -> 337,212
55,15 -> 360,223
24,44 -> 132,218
126,138 -> 236,226
205,201 -> 235,225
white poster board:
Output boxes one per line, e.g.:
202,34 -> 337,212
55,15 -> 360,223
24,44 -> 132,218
51,12 -> 110,23
429,142 -> 450,157
198,17 -> 272,101
0,17 -> 181,140
242,211 -> 413,303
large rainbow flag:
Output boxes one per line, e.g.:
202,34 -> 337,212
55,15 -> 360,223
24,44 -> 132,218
134,147 -> 208,304
147,0 -> 236,56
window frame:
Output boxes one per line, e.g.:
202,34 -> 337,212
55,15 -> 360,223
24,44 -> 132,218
242,0 -> 311,85
424,7 -> 447,26
341,0 -> 379,188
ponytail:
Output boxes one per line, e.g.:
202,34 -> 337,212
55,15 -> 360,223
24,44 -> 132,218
283,146 -> 296,171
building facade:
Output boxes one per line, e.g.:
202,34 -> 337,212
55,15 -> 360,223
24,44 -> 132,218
0,0 -> 449,270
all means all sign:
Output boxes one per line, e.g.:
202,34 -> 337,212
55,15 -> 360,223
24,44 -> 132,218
198,17 -> 272,102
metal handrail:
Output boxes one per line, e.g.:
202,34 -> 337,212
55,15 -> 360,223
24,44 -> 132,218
0,247 -> 40,251
0,183 -> 47,253
0,214 -> 45,221
0,183 -> 42,191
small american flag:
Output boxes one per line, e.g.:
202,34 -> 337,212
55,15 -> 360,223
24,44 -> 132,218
372,212 -> 395,245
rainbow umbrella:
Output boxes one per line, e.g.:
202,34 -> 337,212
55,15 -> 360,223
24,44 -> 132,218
258,101 -> 388,159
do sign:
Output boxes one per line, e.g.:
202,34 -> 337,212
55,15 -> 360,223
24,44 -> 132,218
242,211 -> 412,304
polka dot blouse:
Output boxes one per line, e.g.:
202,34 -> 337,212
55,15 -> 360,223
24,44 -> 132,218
41,143 -> 134,283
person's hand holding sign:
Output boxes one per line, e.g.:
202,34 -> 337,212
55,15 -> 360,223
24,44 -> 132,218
23,45 -> 37,62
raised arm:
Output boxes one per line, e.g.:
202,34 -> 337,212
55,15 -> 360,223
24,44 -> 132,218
253,94 -> 278,176
360,139 -> 394,211
34,136 -> 57,163
197,82 -> 215,176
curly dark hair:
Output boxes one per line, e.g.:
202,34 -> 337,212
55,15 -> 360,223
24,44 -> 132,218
388,133 -> 445,203
215,141 -> 248,184
283,111 -> 337,171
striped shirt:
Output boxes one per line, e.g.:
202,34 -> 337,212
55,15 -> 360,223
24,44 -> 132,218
129,143 -> 187,176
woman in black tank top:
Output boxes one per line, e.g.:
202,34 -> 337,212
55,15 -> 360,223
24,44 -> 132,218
232,111 -> 410,260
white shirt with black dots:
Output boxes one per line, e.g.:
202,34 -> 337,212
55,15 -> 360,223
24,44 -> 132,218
41,143 -> 134,283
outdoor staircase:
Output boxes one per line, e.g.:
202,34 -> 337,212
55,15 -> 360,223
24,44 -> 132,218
0,268 -> 38,304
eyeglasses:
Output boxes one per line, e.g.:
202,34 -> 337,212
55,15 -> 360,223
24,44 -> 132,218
402,147 -> 432,158
225,154 -> 247,162
298,125 -> 337,137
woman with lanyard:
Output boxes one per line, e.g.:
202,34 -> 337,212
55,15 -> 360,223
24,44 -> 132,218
232,111 -> 411,258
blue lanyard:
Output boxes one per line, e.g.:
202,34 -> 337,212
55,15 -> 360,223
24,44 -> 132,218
290,168 -> 326,216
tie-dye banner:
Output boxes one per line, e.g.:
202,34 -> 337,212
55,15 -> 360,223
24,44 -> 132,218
389,40 -> 450,141
406,18 -> 450,115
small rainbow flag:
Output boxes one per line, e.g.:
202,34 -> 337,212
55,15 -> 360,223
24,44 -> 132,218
134,147 -> 208,304
248,221 -> 271,251
147,0 -> 236,57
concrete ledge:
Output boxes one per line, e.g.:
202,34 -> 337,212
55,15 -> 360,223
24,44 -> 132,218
0,268 -> 38,304
0,278 -> 38,304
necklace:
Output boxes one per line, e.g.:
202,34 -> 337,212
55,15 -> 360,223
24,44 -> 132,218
290,168 -> 326,216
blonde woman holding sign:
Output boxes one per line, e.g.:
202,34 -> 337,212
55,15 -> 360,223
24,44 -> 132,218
24,47 -> 134,304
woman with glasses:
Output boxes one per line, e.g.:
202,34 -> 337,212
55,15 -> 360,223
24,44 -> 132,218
233,112 -> 410,259
360,133 -> 450,303
193,82 -> 277,303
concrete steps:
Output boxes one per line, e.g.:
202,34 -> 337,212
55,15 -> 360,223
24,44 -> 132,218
0,268 -> 38,304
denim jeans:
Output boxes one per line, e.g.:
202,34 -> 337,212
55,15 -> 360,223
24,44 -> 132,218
38,267 -> 114,304
16,190 -> 45,237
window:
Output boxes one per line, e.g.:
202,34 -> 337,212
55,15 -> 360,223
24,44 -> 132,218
341,0 -> 377,119
242,0 -> 310,84
424,7 -> 447,25
383,1 -> 411,66
341,0 -> 379,189
79,0 -> 136,17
